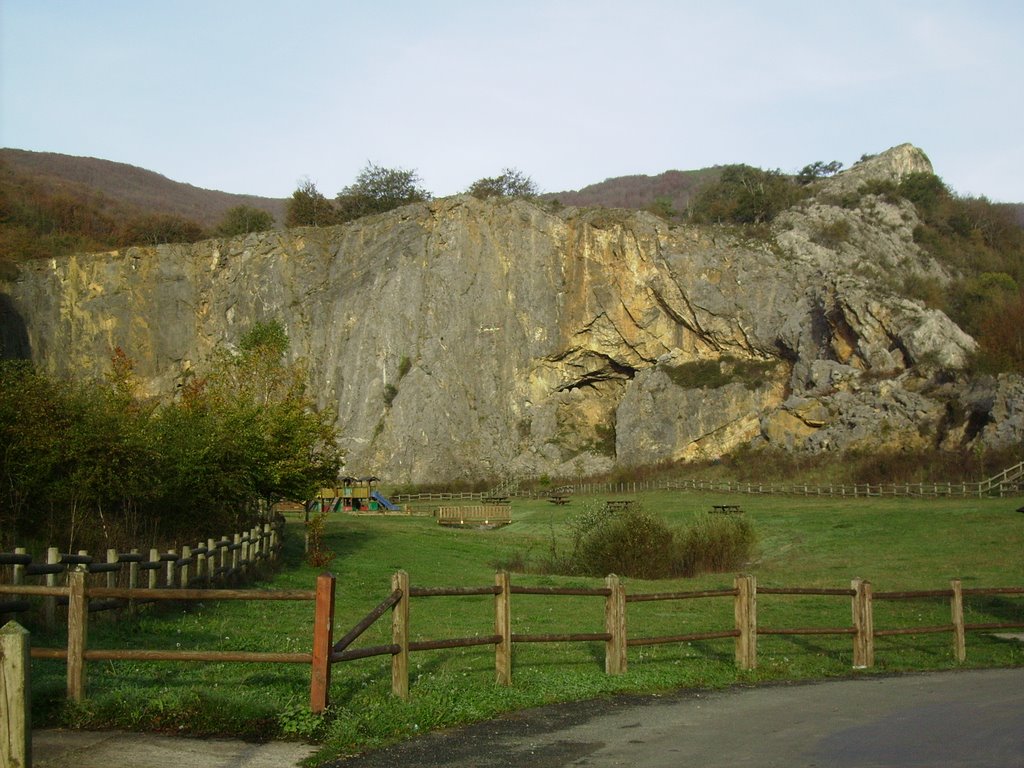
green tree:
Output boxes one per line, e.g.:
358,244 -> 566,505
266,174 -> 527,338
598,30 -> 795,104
285,179 -> 339,227
216,205 -> 275,237
335,162 -> 431,221
688,165 -> 806,225
119,213 -> 205,246
796,160 -> 843,185
466,168 -> 538,199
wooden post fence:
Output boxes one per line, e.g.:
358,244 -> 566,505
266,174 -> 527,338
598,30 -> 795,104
495,571 -> 511,685
67,569 -> 87,702
951,578 -> 965,663
392,570 -> 410,701
310,572 -> 336,713
1,621 -> 31,768
734,574 -> 757,670
605,574 -> 627,675
852,578 -> 874,668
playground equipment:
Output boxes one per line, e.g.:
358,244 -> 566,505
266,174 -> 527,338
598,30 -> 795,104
314,476 -> 400,513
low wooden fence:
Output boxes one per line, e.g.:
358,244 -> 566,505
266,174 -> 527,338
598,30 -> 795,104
3,568 -> 1021,718
328,571 -> 1024,702
0,570 -> 334,713
436,506 -> 512,526
392,461 -> 1024,502
0,520 -> 283,627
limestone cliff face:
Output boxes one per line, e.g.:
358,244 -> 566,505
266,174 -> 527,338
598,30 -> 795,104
2,145 -> 1018,483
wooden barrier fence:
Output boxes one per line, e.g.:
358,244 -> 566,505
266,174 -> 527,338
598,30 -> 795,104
435,506 -> 512,526
393,461 -> 1024,502
328,571 -> 1024,702
0,570 -> 335,713
3,569 -> 1021,717
0,520 -> 284,627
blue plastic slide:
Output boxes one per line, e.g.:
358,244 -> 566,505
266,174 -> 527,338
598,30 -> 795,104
371,491 -> 399,511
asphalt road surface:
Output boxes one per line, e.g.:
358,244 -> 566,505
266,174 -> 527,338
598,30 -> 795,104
331,668 -> 1024,768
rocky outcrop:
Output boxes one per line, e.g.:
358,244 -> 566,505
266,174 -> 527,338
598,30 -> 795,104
2,144 -> 1019,483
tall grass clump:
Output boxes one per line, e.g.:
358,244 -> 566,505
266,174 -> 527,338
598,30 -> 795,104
548,501 -> 756,579
674,514 -> 756,576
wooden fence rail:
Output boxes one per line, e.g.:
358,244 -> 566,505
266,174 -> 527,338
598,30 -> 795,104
392,461 -> 1024,503
0,520 -> 284,627
3,569 -> 1022,717
327,571 -> 1024,702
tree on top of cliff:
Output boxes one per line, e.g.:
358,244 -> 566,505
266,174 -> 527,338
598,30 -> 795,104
216,204 -> 276,237
285,178 -> 340,227
335,162 -> 431,222
687,165 -> 807,225
466,168 -> 539,199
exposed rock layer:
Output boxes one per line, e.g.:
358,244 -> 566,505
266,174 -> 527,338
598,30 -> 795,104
2,145 -> 1019,482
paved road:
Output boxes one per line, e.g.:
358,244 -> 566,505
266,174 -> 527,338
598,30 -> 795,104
331,668 -> 1024,767
32,669 -> 1024,767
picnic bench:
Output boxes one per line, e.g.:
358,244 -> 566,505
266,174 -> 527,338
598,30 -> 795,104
604,499 -> 634,511
482,495 -> 511,505
547,494 -> 570,505
710,504 -> 743,514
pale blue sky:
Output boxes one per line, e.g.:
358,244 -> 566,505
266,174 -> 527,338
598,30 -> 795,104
2,1 -> 1021,202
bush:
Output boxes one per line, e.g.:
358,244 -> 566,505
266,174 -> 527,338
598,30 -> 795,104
574,507 -> 677,579
555,501 -> 757,580
674,515 -> 756,577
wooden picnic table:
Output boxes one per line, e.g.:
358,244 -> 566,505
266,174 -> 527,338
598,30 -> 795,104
710,504 -> 743,514
604,499 -> 634,511
547,495 -> 570,505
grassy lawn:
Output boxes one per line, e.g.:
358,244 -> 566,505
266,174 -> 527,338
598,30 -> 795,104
26,491 -> 1024,762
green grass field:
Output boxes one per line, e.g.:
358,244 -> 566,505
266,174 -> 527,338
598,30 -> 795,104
26,491 -> 1024,763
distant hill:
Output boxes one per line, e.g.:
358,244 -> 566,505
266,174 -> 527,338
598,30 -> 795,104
0,148 -> 286,229
544,167 -> 725,215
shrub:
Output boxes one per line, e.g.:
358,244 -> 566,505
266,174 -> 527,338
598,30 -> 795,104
556,501 -> 757,580
811,219 -> 852,248
574,507 -> 677,579
674,515 -> 756,577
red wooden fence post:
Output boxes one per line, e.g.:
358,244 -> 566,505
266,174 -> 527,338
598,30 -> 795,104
310,572 -> 335,713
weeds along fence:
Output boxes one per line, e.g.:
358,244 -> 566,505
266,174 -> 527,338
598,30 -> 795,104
1,568 -> 1022,715
392,461 -> 1024,502
0,519 -> 284,628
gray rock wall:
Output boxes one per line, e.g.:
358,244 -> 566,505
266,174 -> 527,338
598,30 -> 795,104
3,145 -> 1019,483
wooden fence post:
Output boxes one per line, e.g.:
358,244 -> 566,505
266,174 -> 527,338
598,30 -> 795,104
148,548 -> 159,590
310,572 -> 335,713
734,574 -> 756,670
67,569 -> 87,702
44,546 -> 60,629
1,621 -> 31,768
128,548 -> 139,617
494,571 -> 511,686
391,570 -> 410,701
605,574 -> 627,675
166,549 -> 177,589
950,578 -> 966,663
207,539 -> 217,585
181,545 -> 191,588
12,546 -> 26,586
852,578 -> 874,668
